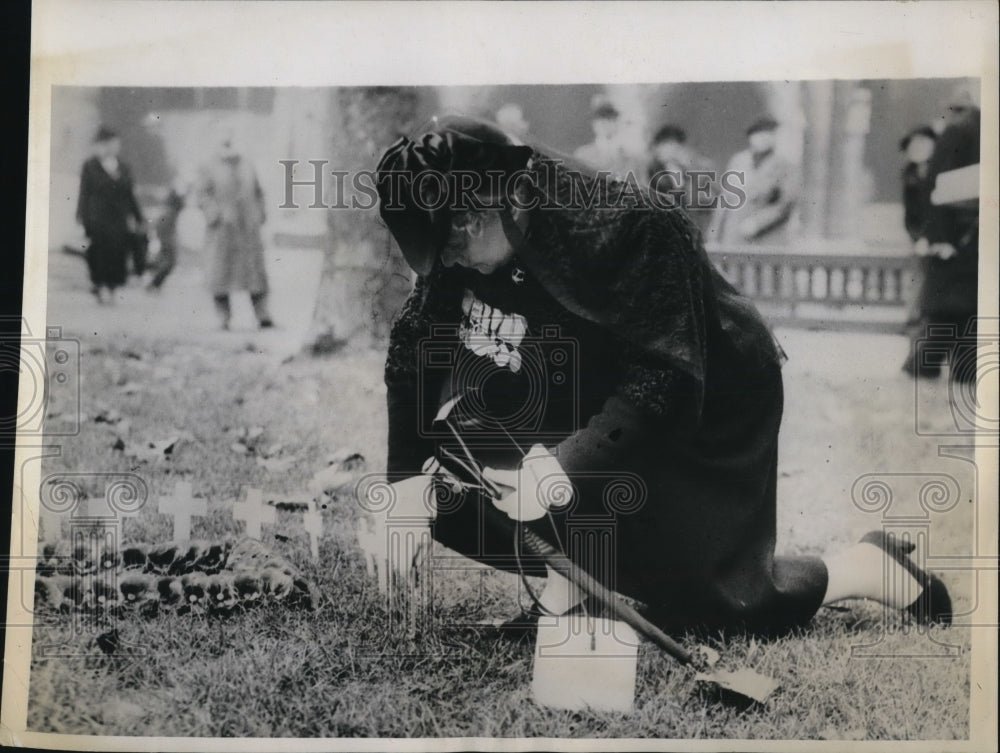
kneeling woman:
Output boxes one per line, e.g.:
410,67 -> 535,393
376,116 -> 951,636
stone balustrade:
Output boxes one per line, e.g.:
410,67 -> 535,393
706,245 -> 918,333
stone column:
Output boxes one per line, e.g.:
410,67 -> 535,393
826,84 -> 873,241
799,80 -> 836,240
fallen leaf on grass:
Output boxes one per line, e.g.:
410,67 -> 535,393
228,426 -> 268,455
326,448 -> 366,468
93,407 -> 123,425
101,418 -> 132,438
309,467 -> 356,498
123,436 -> 180,462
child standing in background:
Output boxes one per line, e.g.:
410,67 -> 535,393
146,179 -> 187,292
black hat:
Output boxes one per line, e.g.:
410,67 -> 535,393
746,116 -> 779,136
376,115 -> 533,276
652,124 -> 687,145
898,125 -> 937,151
93,125 -> 119,143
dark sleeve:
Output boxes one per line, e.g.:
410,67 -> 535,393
384,271 -> 460,477
902,167 -> 923,242
385,281 -> 434,478
555,347 -> 700,477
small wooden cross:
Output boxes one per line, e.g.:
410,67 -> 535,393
158,481 -> 206,541
232,487 -> 274,539
302,501 -> 323,561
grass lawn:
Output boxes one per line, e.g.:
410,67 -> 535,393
25,332 -> 973,740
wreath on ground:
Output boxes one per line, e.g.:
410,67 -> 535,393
35,537 -> 319,617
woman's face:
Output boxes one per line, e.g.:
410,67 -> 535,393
96,138 -> 121,160
440,210 -> 515,274
906,134 -> 935,164
748,130 -> 776,154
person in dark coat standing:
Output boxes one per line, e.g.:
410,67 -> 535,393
646,124 -> 718,235
196,126 -> 273,330
905,90 -> 980,383
75,126 -> 145,304
898,126 -> 938,376
375,115 -> 952,639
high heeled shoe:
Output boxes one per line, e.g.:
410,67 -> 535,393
860,530 -> 952,626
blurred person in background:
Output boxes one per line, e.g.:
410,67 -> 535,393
196,125 -> 273,330
904,88 -> 980,383
573,97 -> 641,181
646,123 -> 718,235
897,125 -> 939,376
145,178 -> 188,293
709,116 -> 798,247
495,102 -> 530,142
75,126 -> 146,305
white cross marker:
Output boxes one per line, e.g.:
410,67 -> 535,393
158,482 -> 206,541
302,502 -> 323,561
232,487 -> 274,539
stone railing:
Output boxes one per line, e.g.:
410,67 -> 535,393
705,245 -> 918,334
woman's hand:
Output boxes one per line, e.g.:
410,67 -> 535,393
930,242 -> 957,260
483,445 -> 571,522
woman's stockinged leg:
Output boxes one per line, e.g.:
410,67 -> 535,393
822,543 -> 922,609
821,531 -> 951,625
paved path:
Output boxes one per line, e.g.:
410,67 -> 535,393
46,244 -> 325,361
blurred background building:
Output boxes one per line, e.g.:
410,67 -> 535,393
48,79 -> 979,347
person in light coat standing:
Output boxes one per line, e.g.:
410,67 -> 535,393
709,116 -> 799,247
196,126 -> 273,330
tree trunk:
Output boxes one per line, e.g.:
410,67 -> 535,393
306,87 -> 432,353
